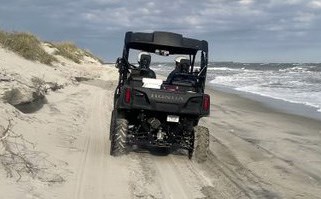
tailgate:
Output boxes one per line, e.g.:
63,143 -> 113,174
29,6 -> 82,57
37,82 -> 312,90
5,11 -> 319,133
131,87 -> 206,115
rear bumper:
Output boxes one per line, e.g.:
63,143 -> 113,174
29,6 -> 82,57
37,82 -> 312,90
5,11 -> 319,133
116,86 -> 210,116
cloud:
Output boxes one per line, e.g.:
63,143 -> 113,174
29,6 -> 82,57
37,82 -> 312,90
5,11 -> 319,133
239,0 -> 254,6
0,0 -> 321,62
294,12 -> 315,23
308,0 -> 321,8
268,0 -> 306,6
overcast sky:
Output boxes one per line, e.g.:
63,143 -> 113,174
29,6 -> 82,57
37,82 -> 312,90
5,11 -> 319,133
1,0 -> 321,63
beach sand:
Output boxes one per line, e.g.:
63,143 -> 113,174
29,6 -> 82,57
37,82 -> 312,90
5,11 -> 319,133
201,89 -> 321,198
1,45 -> 321,198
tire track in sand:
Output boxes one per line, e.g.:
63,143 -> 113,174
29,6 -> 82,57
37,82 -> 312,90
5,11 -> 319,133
129,151 -> 215,199
72,83 -> 131,199
74,89 -> 105,199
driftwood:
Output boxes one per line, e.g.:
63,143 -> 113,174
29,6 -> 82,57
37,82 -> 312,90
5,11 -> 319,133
0,120 -> 64,183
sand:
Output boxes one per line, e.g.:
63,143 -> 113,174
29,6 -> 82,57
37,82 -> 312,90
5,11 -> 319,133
201,90 -> 321,198
1,45 -> 321,198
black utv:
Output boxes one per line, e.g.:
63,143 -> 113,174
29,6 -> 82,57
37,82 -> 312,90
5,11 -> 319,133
110,31 -> 210,161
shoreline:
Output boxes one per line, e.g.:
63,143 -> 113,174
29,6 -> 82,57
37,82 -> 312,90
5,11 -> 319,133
206,87 -> 321,125
208,84 -> 321,121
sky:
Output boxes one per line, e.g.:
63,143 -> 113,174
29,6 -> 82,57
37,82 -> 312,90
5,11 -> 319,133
0,0 -> 321,63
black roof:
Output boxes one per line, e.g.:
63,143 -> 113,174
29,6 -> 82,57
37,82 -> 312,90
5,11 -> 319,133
124,31 -> 208,55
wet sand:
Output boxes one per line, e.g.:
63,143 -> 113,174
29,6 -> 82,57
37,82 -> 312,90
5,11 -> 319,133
200,88 -> 321,198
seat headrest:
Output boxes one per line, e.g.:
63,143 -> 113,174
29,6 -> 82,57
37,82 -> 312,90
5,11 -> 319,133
138,52 -> 151,68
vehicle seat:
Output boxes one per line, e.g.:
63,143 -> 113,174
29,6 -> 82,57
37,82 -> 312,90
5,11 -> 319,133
169,73 -> 198,86
127,68 -> 156,87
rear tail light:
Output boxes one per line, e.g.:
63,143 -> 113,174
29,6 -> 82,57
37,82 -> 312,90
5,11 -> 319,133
202,94 -> 210,111
125,88 -> 131,103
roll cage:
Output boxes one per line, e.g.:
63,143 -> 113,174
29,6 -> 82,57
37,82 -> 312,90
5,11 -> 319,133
115,31 -> 209,94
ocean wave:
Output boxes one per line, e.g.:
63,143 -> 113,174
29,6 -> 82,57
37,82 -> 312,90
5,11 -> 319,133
307,66 -> 321,72
279,66 -> 309,73
261,81 -> 283,87
210,67 -> 241,71
232,85 -> 321,113
277,66 -> 321,73
207,63 -> 321,116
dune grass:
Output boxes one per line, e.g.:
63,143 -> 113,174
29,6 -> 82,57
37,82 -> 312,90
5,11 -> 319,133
53,42 -> 83,64
83,49 -> 104,64
53,42 -> 103,64
0,30 -> 57,65
0,29 -> 103,65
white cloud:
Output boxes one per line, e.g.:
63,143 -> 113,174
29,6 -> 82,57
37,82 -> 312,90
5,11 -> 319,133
268,0 -> 305,6
294,12 -> 315,23
239,0 -> 254,6
1,0 -> 321,61
284,0 -> 305,4
308,0 -> 321,8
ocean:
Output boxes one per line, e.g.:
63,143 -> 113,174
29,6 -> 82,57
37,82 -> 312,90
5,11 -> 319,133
152,62 -> 321,119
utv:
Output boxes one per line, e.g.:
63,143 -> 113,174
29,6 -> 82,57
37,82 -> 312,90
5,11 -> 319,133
110,31 -> 210,161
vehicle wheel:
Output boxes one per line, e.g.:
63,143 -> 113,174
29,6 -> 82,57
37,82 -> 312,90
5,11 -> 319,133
109,110 -> 116,141
110,118 -> 128,156
192,126 -> 209,163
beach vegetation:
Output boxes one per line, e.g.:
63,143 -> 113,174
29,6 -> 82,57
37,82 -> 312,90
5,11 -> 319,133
0,30 -> 57,65
53,42 -> 103,64
83,49 -> 104,64
0,29 -> 103,65
53,42 -> 83,64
